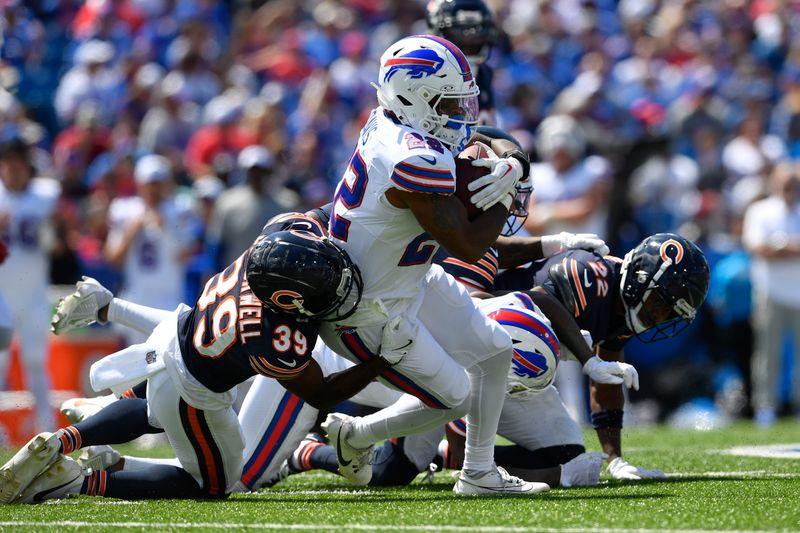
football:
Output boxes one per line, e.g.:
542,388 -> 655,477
454,142 -> 492,220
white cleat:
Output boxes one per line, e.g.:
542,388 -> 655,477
15,455 -> 86,504
0,432 -> 60,503
453,466 -> 550,496
50,276 -> 113,334
60,395 -> 116,424
77,445 -> 121,472
560,452 -> 607,487
321,413 -> 373,486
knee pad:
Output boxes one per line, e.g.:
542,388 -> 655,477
436,369 -> 471,409
447,394 -> 470,420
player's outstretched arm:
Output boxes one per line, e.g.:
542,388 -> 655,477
493,233 -> 609,269
279,357 -> 391,411
590,348 -> 665,480
527,287 -> 638,390
525,288 -> 595,366
386,188 -> 508,263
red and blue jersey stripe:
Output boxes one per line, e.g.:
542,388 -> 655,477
391,160 -> 455,194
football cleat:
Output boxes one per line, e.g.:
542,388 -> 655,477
51,276 -> 113,334
321,413 -> 373,486
60,395 -> 116,424
0,432 -> 60,503
453,466 -> 550,496
77,445 -> 121,472
15,455 -> 85,504
560,452 -> 606,487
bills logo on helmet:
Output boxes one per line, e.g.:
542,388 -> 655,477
270,290 -> 304,310
383,48 -> 444,82
659,239 -> 684,264
511,348 -> 548,379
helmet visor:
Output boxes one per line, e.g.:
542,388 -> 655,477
435,94 -> 479,129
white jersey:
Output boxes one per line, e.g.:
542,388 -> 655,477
0,177 -> 59,294
107,195 -> 195,309
329,108 -> 457,305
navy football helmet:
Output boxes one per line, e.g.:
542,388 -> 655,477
619,233 -> 710,343
426,0 -> 497,64
246,231 -> 363,321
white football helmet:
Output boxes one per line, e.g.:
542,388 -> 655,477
374,35 -> 480,152
488,306 -> 560,399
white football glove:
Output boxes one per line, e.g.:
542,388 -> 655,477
607,457 -> 666,480
582,356 -> 639,390
468,155 -> 524,211
379,315 -> 418,365
540,231 -> 610,258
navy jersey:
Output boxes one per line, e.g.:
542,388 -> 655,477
434,247 -> 500,292
476,63 -> 495,111
495,249 -> 632,351
177,213 -> 326,393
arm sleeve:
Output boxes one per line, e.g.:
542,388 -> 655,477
437,247 -> 500,291
390,155 -> 456,195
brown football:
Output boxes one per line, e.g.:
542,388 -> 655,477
454,142 -> 491,220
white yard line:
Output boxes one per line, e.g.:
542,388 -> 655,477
0,523 -> 776,533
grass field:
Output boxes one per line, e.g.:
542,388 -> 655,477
0,421 -> 799,532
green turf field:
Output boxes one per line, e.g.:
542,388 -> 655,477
0,421 -> 798,532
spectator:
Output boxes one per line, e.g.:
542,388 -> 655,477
0,138 -> 59,431
104,154 -> 196,343
53,39 -> 123,125
525,114 -> 612,238
206,145 -> 298,270
742,162 -> 800,426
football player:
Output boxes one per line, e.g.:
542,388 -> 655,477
0,219 -> 400,504
319,34 -> 637,496
0,137 -> 60,431
47,202 -> 615,492
427,0 -> 498,125
490,233 -> 711,479
291,234 -> 708,487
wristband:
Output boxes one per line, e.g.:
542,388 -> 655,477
591,409 -> 624,429
501,149 -> 530,180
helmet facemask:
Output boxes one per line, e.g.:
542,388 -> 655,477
620,247 -> 704,343
502,179 -> 532,236
426,91 -> 479,152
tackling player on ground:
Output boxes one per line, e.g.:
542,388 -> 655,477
0,215 -> 399,503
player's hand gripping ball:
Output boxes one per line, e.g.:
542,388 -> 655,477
453,142 -> 493,220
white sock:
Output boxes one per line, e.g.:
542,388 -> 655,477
462,347 -> 512,475
348,394 -> 468,449
108,299 -> 173,335
29,364 -> 54,429
121,456 -> 182,472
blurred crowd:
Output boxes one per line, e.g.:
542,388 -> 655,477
2,0 -> 800,425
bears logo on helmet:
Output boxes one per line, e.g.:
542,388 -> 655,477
620,233 -> 709,343
246,231 -> 363,321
